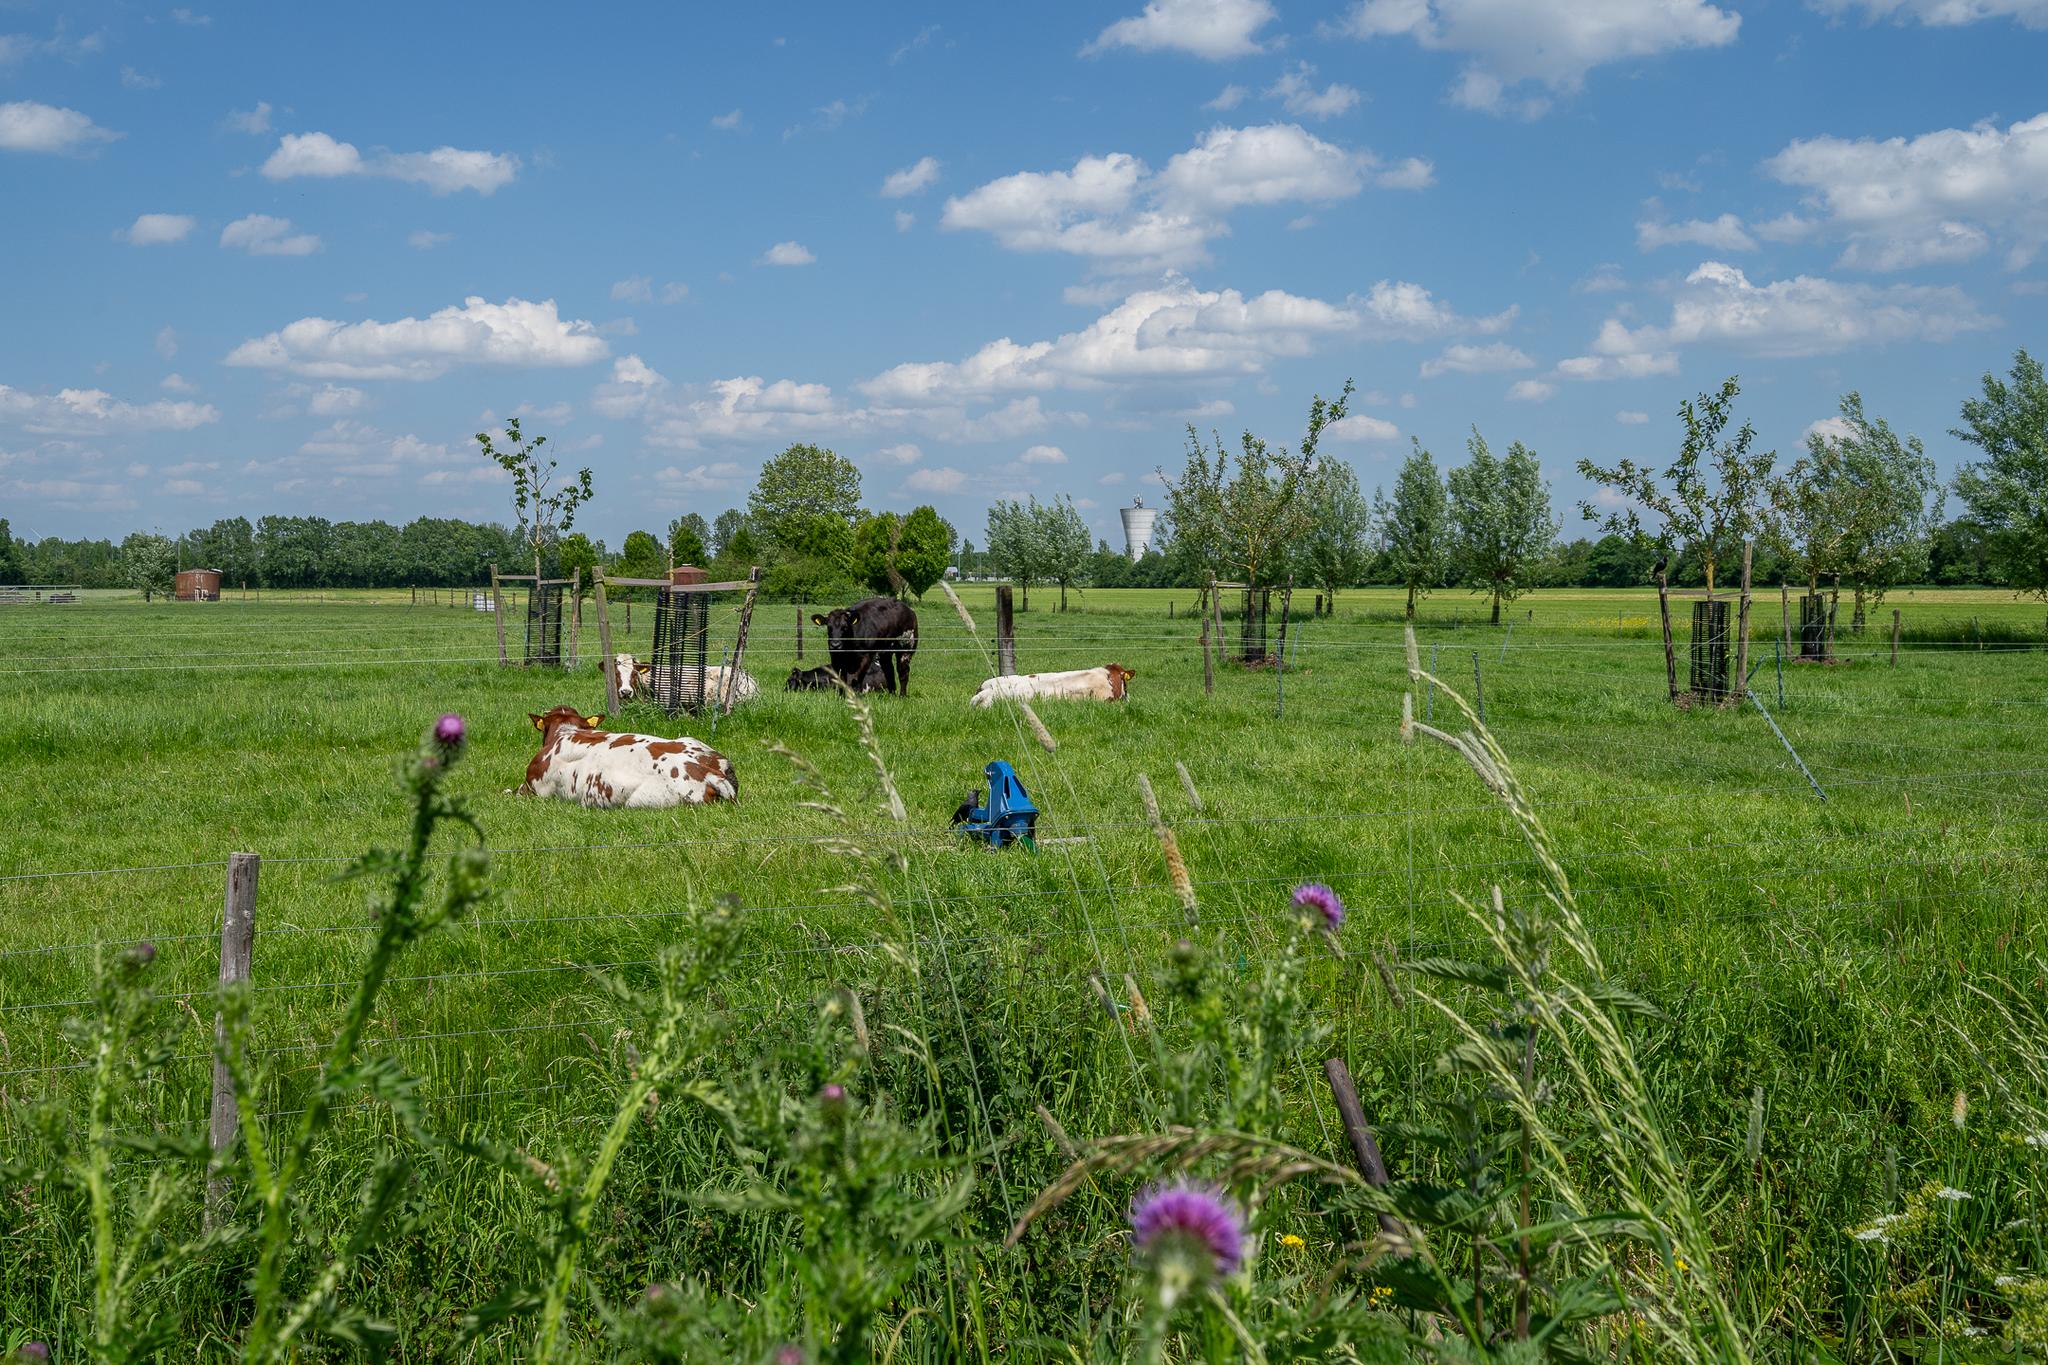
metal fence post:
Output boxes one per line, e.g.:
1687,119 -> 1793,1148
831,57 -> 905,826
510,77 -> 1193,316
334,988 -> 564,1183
207,852 -> 259,1229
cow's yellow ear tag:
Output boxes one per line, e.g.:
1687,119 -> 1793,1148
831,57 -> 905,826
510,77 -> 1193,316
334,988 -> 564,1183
584,714 -> 605,727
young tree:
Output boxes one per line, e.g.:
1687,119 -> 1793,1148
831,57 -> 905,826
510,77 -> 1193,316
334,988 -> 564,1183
120,531 -> 176,600
1578,377 -> 1777,597
1034,495 -> 1092,610
747,444 -> 862,547
896,505 -> 955,599
611,529 -> 667,594
666,513 -> 710,567
710,509 -> 747,558
1446,430 -> 1557,625
850,512 -> 907,596
985,499 -> 1043,609
557,533 -> 600,598
475,418 -> 593,582
1162,380 -> 1354,594
1375,441 -> 1449,619
1795,393 -> 1942,627
1296,457 -> 1372,614
0,519 -> 20,584
1952,347 -> 2048,599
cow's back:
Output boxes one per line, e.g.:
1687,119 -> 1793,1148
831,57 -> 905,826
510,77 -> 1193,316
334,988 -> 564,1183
532,726 -> 736,808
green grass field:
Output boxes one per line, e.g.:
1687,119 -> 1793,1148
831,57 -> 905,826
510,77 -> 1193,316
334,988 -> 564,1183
2,584 -> 2046,1358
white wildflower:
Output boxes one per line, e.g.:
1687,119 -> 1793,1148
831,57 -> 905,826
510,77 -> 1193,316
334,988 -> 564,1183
1936,1187 -> 1970,1202
1853,1227 -> 1888,1243
2025,1130 -> 2048,1148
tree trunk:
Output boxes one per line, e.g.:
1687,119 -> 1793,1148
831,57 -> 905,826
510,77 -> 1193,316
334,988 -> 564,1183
1060,581 -> 1068,612
1852,585 -> 1866,633
1490,588 -> 1501,626
1405,581 -> 1416,620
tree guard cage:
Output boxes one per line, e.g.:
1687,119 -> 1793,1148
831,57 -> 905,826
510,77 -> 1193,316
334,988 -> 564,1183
1690,599 -> 1731,701
1238,585 -> 1272,663
490,564 -> 580,668
525,582 -> 564,667
1798,593 -> 1828,660
592,566 -> 762,717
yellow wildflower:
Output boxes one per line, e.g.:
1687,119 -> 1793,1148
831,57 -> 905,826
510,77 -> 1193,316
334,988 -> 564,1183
1278,1234 -> 1305,1250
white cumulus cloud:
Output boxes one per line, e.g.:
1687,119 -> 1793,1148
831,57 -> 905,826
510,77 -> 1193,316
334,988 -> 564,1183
1265,63 -> 1362,120
0,385 -> 219,434
759,241 -> 816,266
882,155 -> 942,197
220,213 -> 322,256
223,101 -> 272,135
1507,379 -> 1555,401
1615,409 -> 1650,424
0,100 -> 120,153
261,130 -> 520,194
1019,443 -> 1069,464
226,296 -> 609,380
611,276 -> 654,304
1809,0 -> 2048,26
122,213 -> 196,246
1084,0 -> 1277,59
1420,342 -> 1534,377
1637,212 -> 1756,252
1326,414 -> 1402,441
904,466 -> 968,493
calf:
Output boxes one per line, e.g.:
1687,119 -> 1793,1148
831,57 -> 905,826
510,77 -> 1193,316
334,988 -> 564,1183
612,654 -> 759,708
608,652 -> 645,701
970,664 -> 1135,709
786,660 -> 887,693
811,596 -> 918,696
517,705 -> 737,808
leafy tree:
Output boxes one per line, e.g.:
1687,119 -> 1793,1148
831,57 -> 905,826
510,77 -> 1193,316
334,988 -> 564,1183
1578,377 -> 1777,597
710,509 -> 747,558
612,530 -> 667,596
747,444 -> 862,548
1822,393 -> 1942,626
985,499 -> 1044,609
1034,495 -> 1092,610
1583,534 -> 1657,588
120,531 -> 176,599
1928,517 -> 2006,586
1952,348 -> 2048,599
1447,429 -> 1557,625
851,512 -> 907,596
896,505 -> 955,599
1162,380 -> 1353,593
188,516 -> 258,585
0,519 -> 24,584
558,533 -> 600,597
667,514 -> 710,567
255,515 -> 334,588
476,418 -> 594,581
1374,441 -> 1449,619
1296,457 -> 1372,613
721,524 -> 760,570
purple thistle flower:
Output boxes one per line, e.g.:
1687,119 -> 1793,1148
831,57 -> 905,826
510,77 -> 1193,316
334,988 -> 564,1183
1294,882 -> 1344,932
774,1347 -> 806,1365
433,712 -> 466,752
17,1346 -> 50,1363
1130,1181 -> 1245,1276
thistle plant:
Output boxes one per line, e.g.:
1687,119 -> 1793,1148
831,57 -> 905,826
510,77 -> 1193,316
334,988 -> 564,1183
225,712 -> 490,1360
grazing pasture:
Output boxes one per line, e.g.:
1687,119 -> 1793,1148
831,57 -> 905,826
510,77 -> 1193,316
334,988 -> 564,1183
1,585 -> 2045,1358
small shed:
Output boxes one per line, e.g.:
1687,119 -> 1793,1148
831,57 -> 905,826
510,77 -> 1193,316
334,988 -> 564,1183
175,568 -> 222,602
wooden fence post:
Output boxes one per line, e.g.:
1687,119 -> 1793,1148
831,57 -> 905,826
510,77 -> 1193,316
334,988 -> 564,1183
1733,540 -> 1754,702
723,567 -> 762,714
1274,577 -> 1294,717
1655,566 -> 1677,701
566,567 -> 582,670
1891,608 -> 1901,667
593,569 -> 617,713
995,585 -> 1017,676
490,564 -> 507,666
208,852 -> 259,1230
1201,572 -> 1215,696
795,607 -> 804,662
1322,1058 -> 1410,1248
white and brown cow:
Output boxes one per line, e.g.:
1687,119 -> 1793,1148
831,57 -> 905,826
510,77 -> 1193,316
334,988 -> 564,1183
969,664 -> 1135,709
608,653 -> 758,707
517,705 -> 737,808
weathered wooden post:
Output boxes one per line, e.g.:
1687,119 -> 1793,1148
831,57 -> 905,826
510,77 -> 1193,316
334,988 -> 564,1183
995,585 -> 1017,676
1322,1058 -> 1409,1247
1732,540 -> 1754,702
1655,564 -> 1677,701
795,607 -> 804,661
1275,577 -> 1294,717
207,852 -> 259,1230
490,564 -> 508,666
566,567 -> 582,670
1891,609 -> 1901,667
594,568 -> 618,712
1200,572 -> 1216,696
722,567 -> 762,715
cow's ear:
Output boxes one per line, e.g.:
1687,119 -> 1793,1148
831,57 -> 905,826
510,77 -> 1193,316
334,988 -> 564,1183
1122,666 -> 1135,679
584,714 -> 605,728
811,613 -> 828,625
530,713 -> 546,730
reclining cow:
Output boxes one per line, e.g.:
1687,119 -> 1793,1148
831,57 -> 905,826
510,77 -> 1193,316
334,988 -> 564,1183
811,597 -> 918,697
970,664 -> 1134,709
517,706 -> 736,808
786,660 -> 887,693
609,652 -> 758,707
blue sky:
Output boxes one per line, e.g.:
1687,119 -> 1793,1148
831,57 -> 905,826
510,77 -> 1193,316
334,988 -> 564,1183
3,0 -> 2045,549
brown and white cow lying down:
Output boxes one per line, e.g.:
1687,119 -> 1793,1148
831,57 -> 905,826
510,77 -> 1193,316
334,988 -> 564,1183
518,705 -> 737,808
608,653 -> 759,706
969,664 -> 1134,709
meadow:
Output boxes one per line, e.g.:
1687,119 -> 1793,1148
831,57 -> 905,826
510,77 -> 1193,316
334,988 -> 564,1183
1,582 -> 2046,1360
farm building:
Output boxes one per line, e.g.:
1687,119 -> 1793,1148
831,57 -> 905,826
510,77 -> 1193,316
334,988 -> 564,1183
174,568 -> 222,602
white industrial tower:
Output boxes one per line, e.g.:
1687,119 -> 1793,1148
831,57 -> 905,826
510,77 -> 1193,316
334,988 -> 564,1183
1118,498 -> 1158,561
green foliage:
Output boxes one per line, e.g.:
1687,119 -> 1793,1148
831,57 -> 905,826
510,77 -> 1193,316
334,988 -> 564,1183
895,505 -> 955,598
747,444 -> 862,548
1952,348 -> 2048,599
1296,457 -> 1371,611
1446,430 -> 1556,624
850,511 -> 906,596
0,518 -> 20,583
610,530 -> 667,595
475,418 -> 594,579
1037,495 -> 1092,609
1374,441 -> 1449,618
118,532 -> 176,598
556,533 -> 599,595
709,508 -> 748,558
984,498 -> 1043,607
1579,376 -> 1777,596
1163,380 -> 1354,590
666,514 -> 709,567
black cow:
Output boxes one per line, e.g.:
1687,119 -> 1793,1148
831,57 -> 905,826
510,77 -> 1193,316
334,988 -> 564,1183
811,597 -> 918,697
785,660 -> 886,693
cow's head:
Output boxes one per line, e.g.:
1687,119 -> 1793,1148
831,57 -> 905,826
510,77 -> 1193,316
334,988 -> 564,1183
1106,663 -> 1135,699
608,653 -> 644,699
811,606 -> 858,641
529,706 -> 605,741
